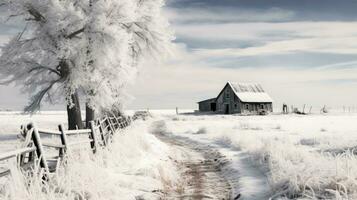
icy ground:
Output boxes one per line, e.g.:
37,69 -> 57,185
150,111 -> 357,199
2,111 -> 357,199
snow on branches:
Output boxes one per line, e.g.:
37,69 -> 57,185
0,0 -> 173,112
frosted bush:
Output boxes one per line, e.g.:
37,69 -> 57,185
229,135 -> 357,199
300,138 -> 319,146
150,120 -> 169,135
195,127 -> 207,134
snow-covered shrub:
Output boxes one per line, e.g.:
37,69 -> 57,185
150,120 -> 169,136
195,127 -> 207,134
300,138 -> 319,146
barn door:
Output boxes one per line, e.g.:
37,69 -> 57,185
225,104 -> 229,114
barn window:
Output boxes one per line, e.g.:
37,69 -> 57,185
260,104 -> 265,109
245,104 -> 249,110
235,103 -> 238,109
226,92 -> 230,99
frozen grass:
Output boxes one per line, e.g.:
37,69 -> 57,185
0,113 -> 180,200
2,111 -> 357,199
160,113 -> 357,199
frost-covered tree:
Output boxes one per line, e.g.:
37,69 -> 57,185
0,0 -> 173,129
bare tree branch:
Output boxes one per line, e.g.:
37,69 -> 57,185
66,27 -> 85,39
16,25 -> 27,41
28,66 -> 61,76
24,79 -> 60,113
5,13 -> 26,22
26,5 -> 46,22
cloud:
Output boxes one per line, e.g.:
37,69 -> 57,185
174,21 -> 357,41
164,7 -> 295,23
315,60 -> 357,70
0,35 -> 11,45
192,37 -> 357,58
170,21 -> 357,58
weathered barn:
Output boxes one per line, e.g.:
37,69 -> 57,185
197,82 -> 273,114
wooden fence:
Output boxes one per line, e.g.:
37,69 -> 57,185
0,114 -> 131,180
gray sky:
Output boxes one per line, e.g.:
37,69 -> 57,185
1,0 -> 357,110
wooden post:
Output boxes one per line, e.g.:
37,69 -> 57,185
110,116 -> 118,130
126,117 -> 131,127
85,103 -> 95,128
98,120 -> 107,146
176,107 -> 178,115
24,126 -> 35,164
30,123 -> 50,180
106,116 -> 115,135
123,117 -> 129,128
20,127 -> 34,167
309,106 -> 312,114
58,124 -> 69,157
114,115 -> 120,130
118,117 -> 124,129
89,121 -> 98,154
302,104 -> 306,114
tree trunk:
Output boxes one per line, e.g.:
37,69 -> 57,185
86,102 -> 95,128
67,91 -> 83,130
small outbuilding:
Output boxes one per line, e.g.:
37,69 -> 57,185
197,82 -> 273,114
198,98 -> 217,112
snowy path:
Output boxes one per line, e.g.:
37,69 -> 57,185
149,118 -> 273,200
150,120 -> 239,200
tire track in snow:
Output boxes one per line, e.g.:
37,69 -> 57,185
150,120 -> 240,200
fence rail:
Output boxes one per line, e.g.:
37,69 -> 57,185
0,147 -> 37,162
0,114 -> 132,180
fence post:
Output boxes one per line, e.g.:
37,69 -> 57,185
98,120 -> 107,146
29,123 -> 50,180
58,124 -> 69,157
89,121 -> 98,154
117,117 -> 123,129
124,117 -> 131,127
19,127 -> 33,166
114,115 -> 120,130
106,116 -> 115,135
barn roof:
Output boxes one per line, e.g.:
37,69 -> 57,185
197,98 -> 216,104
227,82 -> 273,103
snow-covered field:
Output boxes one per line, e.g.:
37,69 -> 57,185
154,112 -> 357,199
2,111 -> 357,199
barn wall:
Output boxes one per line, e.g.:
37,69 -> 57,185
198,101 -> 211,112
216,84 -> 241,114
240,102 -> 273,114
198,99 -> 216,112
233,95 -> 242,113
